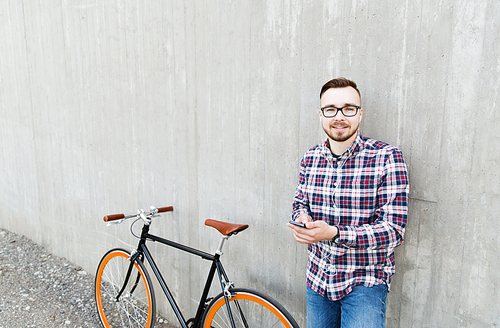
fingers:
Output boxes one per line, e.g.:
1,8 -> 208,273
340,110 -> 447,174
293,213 -> 312,225
287,223 -> 308,244
291,230 -> 312,244
289,225 -> 317,244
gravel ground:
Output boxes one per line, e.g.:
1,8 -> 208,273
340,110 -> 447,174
0,228 -> 175,328
0,228 -> 101,327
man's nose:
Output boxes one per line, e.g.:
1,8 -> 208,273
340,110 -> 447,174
334,110 -> 347,119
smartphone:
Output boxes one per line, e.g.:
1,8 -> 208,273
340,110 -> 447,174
289,220 -> 307,228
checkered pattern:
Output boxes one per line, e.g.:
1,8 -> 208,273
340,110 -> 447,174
292,134 -> 409,301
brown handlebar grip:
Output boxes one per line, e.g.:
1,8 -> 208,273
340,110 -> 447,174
103,213 -> 125,222
157,206 -> 174,213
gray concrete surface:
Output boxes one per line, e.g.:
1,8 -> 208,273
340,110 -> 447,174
1,1 -> 499,327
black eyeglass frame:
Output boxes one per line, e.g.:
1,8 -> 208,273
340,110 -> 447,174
320,105 -> 361,118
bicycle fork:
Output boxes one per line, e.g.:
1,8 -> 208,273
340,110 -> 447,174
113,250 -> 142,302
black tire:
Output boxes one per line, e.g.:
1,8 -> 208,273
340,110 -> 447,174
95,248 -> 156,328
201,288 -> 299,328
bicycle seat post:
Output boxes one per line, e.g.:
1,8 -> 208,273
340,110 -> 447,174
215,235 -> 230,255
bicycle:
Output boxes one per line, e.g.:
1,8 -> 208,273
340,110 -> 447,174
94,206 -> 300,328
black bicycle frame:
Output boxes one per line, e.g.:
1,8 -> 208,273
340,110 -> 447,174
118,222 -> 236,328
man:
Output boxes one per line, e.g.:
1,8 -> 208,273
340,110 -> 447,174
288,77 -> 409,328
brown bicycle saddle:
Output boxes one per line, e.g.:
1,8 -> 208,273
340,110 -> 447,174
205,219 -> 249,236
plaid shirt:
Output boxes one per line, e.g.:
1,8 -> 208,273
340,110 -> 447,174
292,134 -> 409,301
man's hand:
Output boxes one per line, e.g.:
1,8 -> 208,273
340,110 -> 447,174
288,214 -> 338,244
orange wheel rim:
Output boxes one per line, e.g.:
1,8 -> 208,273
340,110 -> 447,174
204,292 -> 292,328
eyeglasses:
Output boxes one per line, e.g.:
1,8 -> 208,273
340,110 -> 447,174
320,105 -> 360,118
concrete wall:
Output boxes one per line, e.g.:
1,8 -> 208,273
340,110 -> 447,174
1,1 -> 499,327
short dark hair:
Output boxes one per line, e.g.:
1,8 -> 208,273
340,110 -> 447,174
320,78 -> 361,101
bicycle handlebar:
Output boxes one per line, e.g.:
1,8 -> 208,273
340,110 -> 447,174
157,206 -> 174,213
103,213 -> 125,222
103,206 -> 174,222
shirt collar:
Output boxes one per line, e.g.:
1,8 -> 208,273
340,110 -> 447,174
323,133 -> 364,160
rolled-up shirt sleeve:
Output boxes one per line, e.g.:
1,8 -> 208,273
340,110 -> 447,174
292,158 -> 311,221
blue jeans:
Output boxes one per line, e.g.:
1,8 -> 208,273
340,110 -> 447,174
306,284 -> 388,328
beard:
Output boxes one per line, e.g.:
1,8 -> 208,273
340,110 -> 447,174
323,122 -> 359,142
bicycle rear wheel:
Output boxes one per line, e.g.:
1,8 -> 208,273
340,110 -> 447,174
95,248 -> 156,328
201,288 -> 299,328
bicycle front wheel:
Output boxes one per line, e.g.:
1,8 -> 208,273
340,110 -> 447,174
202,288 -> 299,328
95,248 -> 156,328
